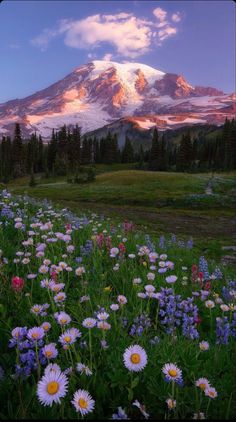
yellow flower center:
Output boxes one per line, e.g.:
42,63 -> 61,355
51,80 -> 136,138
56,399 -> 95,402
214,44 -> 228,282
168,400 -> 174,409
43,325 -> 49,331
45,350 -> 52,357
64,336 -> 71,343
47,381 -> 59,395
78,398 -> 88,409
130,353 -> 141,364
32,333 -> 39,339
61,319 -> 67,324
169,369 -> 177,377
199,383 -> 206,390
209,391 -> 215,397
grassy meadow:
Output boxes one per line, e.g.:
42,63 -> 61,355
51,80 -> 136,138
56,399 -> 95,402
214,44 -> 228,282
0,168 -> 235,419
8,166 -> 236,257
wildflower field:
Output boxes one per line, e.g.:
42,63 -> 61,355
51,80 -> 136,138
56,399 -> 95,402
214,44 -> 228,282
0,189 -> 235,420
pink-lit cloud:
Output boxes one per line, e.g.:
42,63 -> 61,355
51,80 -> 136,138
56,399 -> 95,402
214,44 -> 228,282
102,53 -> 114,61
172,12 -> 181,23
153,7 -> 167,22
31,9 -> 181,57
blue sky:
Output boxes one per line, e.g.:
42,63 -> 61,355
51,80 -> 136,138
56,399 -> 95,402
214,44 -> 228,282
0,0 -> 235,102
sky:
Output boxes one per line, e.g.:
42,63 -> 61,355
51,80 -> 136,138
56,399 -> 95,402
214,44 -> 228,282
0,0 -> 235,102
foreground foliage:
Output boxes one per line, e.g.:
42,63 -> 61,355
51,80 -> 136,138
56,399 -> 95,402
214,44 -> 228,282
0,190 -> 235,419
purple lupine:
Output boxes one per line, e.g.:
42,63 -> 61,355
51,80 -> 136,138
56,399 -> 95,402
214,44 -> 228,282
144,234 -> 155,252
222,280 -> 236,302
129,313 -> 151,337
187,238 -> 194,249
216,316 -> 231,345
213,267 -> 223,279
199,256 -> 210,280
158,288 -> 199,339
159,235 -> 166,249
231,313 -> 236,338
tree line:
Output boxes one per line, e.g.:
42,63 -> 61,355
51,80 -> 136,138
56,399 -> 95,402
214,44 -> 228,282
0,119 -> 235,182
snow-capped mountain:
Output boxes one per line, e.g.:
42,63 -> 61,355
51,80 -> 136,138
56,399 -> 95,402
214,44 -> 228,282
0,60 -> 235,138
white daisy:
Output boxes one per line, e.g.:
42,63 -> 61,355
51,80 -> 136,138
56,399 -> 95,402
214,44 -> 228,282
166,275 -> 178,284
193,412 -> 206,420
205,300 -> 215,309
162,363 -> 182,382
123,345 -> 147,372
166,398 -> 176,410
147,272 -> 155,281
220,304 -> 229,312
71,389 -> 95,416
44,363 -> 61,376
110,304 -> 119,311
205,386 -> 218,399
195,378 -> 211,391
97,321 -> 111,330
76,363 -> 92,376
82,318 -> 97,328
42,343 -> 58,360
133,399 -> 149,419
37,369 -> 68,406
199,341 -> 209,351
97,311 -> 109,321
117,295 -> 127,305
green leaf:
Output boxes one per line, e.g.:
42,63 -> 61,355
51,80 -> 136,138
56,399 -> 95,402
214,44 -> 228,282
131,376 -> 139,389
127,387 -> 134,401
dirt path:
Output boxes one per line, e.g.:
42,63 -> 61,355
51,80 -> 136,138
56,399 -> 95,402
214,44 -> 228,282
205,176 -> 214,195
54,199 -> 236,240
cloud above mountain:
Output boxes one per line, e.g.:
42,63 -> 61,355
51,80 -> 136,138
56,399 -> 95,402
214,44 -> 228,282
31,8 -> 181,58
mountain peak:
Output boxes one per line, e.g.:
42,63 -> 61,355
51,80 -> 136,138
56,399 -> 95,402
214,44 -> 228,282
0,60 -> 234,138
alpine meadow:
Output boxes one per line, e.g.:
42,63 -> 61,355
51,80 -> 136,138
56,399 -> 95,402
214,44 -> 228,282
0,0 -> 235,420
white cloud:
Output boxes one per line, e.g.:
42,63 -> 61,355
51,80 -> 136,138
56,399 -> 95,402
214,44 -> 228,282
31,10 -> 181,57
31,27 -> 62,51
172,13 -> 181,23
153,7 -> 167,21
102,53 -> 113,61
61,14 -> 152,58
158,27 -> 177,41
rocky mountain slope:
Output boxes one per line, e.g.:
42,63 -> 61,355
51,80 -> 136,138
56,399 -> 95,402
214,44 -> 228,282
0,60 -> 235,139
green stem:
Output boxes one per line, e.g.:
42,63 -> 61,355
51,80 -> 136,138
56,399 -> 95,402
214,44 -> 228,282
89,330 -> 92,368
172,381 -> 175,400
206,398 -> 211,418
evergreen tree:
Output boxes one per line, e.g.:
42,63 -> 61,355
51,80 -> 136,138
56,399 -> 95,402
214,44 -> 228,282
137,144 -> 145,169
38,135 -> 44,172
148,127 -> 159,170
223,118 -> 231,170
70,125 -> 81,176
0,136 -> 12,182
104,132 -> 113,164
12,123 -> 24,177
159,134 -> 167,171
81,137 -> 92,164
176,131 -> 193,171
26,133 -> 37,173
229,119 -> 236,169
29,169 -> 37,187
93,138 -> 101,163
47,129 -> 58,173
121,136 -> 134,163
56,125 -> 68,175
